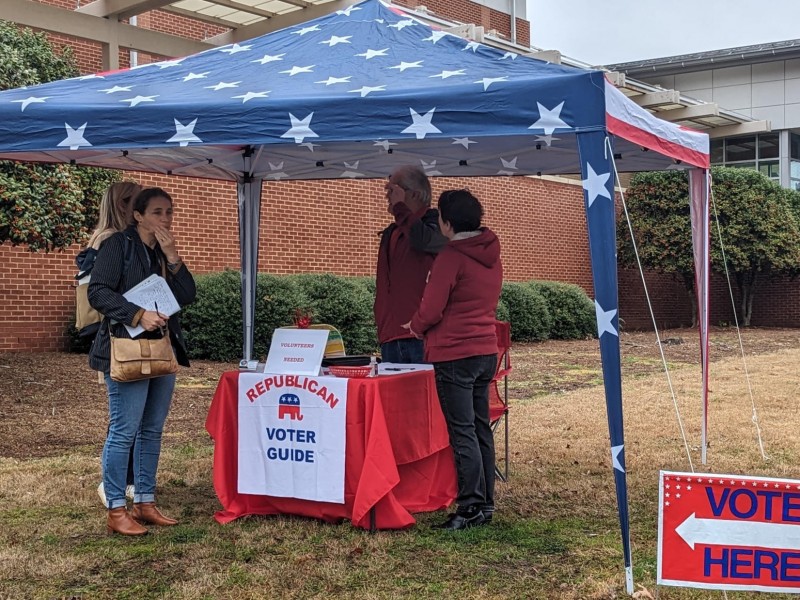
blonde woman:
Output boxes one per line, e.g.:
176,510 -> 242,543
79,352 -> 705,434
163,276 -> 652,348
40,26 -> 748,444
76,181 -> 142,508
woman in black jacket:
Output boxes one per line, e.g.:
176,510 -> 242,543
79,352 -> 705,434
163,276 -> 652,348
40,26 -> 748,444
88,187 -> 196,535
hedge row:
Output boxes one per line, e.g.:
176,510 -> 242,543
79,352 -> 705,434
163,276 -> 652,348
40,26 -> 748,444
68,272 -> 597,358
498,281 -> 596,342
180,270 -> 378,361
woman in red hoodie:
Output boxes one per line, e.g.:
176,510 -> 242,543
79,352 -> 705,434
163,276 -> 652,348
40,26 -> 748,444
405,189 -> 503,530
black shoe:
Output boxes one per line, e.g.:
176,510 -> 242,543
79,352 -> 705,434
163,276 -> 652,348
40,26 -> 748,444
480,506 -> 495,524
434,509 -> 485,530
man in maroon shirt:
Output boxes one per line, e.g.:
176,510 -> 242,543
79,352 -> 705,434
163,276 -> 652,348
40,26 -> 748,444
374,166 -> 446,363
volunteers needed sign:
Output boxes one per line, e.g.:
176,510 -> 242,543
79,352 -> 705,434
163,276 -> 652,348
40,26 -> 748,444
658,471 -> 800,593
237,372 -> 348,503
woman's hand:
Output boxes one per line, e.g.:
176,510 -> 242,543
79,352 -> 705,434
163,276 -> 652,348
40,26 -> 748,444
139,310 -> 168,333
401,321 -> 422,339
153,225 -> 180,263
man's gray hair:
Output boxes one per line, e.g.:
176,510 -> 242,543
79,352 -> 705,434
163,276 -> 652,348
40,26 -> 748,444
395,165 -> 432,207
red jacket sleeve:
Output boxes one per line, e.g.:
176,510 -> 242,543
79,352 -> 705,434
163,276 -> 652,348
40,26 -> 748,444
410,250 -> 458,335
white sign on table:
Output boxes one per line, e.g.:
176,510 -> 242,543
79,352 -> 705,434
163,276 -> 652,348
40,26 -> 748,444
264,328 -> 328,376
237,372 -> 348,503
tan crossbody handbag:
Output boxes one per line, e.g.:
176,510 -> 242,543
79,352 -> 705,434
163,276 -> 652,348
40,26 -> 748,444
110,333 -> 178,382
109,256 -> 179,382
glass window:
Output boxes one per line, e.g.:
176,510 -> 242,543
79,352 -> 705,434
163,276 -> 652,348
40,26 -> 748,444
792,180 -> 800,191
791,160 -> 800,179
710,139 -> 724,163
758,161 -> 780,179
729,162 -> 756,170
725,136 -> 757,162
757,134 -> 779,159
792,133 -> 800,161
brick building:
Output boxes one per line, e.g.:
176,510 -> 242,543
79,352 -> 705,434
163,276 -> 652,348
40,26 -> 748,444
0,0 -> 789,352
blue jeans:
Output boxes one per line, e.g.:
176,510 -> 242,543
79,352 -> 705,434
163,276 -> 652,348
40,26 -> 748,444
381,338 -> 425,364
102,373 -> 176,509
433,354 -> 497,510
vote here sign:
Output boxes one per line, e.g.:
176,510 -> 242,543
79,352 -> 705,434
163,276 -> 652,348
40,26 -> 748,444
658,471 -> 800,593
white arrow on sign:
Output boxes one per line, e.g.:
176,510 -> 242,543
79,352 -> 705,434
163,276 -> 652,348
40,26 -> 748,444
677,512 -> 800,551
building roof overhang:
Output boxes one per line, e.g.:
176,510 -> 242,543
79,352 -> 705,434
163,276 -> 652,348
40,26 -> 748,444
608,38 -> 800,78
0,0 -> 770,138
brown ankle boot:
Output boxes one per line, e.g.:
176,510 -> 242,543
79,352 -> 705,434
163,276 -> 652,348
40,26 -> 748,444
131,502 -> 178,526
107,507 -> 148,536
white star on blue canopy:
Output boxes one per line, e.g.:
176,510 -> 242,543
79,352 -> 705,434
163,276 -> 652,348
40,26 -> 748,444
0,0 -> 692,180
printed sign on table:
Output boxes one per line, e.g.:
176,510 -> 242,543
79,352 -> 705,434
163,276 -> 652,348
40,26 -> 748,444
238,372 -> 348,503
658,470 -> 800,593
264,328 -> 328,376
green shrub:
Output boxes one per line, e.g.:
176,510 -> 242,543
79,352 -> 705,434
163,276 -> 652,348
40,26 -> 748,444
182,271 -> 308,361
526,281 -> 596,339
349,276 -> 379,354
287,274 -> 378,355
0,21 -> 121,251
101,270 -> 597,359
495,298 -> 510,323
253,274 -> 306,358
499,282 -> 552,342
182,270 -> 244,361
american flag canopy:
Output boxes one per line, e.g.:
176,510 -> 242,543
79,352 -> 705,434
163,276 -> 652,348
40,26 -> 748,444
0,2 -> 715,591
0,0 -> 613,181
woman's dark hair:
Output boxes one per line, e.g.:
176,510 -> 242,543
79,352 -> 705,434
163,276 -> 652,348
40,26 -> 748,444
133,187 -> 173,216
438,189 -> 484,233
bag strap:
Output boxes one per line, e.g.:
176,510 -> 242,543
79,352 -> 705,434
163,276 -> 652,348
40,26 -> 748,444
122,234 -> 134,279
106,234 -> 142,337
108,237 -> 169,340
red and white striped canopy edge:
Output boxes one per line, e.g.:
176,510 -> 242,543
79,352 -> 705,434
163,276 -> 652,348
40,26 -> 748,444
604,78 -> 710,169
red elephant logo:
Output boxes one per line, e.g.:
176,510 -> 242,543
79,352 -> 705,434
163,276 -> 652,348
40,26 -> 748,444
278,393 -> 303,421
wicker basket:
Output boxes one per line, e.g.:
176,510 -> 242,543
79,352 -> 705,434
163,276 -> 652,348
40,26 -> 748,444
328,365 -> 372,378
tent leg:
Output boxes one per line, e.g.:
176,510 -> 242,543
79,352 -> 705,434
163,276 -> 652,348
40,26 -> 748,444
577,131 -> 634,595
237,176 -> 263,362
689,168 -> 710,465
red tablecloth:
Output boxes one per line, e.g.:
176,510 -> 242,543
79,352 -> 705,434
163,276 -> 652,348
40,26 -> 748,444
205,370 -> 457,529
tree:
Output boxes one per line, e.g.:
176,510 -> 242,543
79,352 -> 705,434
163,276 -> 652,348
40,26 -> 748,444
0,20 -> 119,252
617,167 -> 800,327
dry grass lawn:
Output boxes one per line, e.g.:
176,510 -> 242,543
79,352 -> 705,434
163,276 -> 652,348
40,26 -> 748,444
1,327 -> 800,598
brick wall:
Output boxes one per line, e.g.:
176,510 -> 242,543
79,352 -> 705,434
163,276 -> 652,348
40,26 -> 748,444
3,1 -> 796,352
0,174 -> 597,351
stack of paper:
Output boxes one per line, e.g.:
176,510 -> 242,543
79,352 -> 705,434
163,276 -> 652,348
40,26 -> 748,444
122,274 -> 180,338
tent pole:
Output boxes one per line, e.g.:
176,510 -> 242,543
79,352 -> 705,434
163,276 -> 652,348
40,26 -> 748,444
236,152 -> 262,362
577,131 -> 634,595
689,168 -> 711,465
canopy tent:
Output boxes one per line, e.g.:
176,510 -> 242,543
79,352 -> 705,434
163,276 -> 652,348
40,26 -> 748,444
0,0 -> 711,592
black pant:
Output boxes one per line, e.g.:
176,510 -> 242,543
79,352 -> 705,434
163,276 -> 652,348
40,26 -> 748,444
433,354 -> 497,511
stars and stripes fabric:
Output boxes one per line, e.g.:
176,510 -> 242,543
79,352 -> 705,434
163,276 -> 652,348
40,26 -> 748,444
578,131 -> 634,595
689,169 -> 711,464
0,0 -> 606,181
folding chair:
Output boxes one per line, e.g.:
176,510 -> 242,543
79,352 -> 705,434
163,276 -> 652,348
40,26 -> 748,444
489,320 -> 512,481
